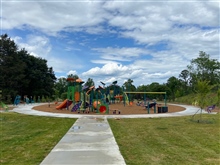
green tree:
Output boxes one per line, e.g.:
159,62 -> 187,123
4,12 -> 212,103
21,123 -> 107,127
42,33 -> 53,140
179,69 -> 190,95
122,79 -> 136,101
54,77 -> 68,98
194,80 -> 213,122
166,76 -> 181,101
136,85 -> 145,100
187,51 -> 220,86
0,34 -> 56,102
84,78 -> 95,88
0,34 -> 26,98
67,74 -> 79,79
21,53 -> 56,97
122,79 -> 136,92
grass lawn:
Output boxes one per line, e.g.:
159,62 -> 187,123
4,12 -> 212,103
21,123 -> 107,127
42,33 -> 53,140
109,114 -> 220,165
0,112 -> 76,165
1,111 -> 219,165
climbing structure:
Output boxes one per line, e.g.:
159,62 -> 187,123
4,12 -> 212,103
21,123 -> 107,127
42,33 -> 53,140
56,77 -> 84,110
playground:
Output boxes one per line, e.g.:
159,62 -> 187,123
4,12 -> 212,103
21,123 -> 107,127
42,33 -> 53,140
29,77 -> 185,115
2,76 -> 219,114
32,101 -> 186,115
30,77 -> 219,115
1,76 -> 219,117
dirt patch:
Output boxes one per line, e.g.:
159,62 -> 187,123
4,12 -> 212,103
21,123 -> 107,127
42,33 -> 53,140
32,102 -> 186,115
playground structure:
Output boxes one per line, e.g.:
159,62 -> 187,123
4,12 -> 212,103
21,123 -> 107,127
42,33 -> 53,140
55,78 -> 169,115
14,95 -> 21,106
0,101 -> 9,111
102,81 -> 168,114
56,77 -> 109,114
33,78 -> 220,115
121,91 -> 168,114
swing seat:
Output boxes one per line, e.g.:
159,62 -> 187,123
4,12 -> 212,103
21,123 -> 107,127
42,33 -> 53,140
145,103 -> 156,109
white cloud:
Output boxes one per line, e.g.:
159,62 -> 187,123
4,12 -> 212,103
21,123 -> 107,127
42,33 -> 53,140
64,46 -> 81,52
82,63 -> 129,77
48,56 -> 84,74
91,60 -> 119,65
67,70 -> 78,76
101,77 -> 118,85
81,62 -> 173,86
12,34 -> 51,58
2,1 -> 107,36
3,1 -> 219,87
93,47 -> 149,62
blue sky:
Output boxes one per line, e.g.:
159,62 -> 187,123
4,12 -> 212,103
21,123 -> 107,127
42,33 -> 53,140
1,0 -> 219,87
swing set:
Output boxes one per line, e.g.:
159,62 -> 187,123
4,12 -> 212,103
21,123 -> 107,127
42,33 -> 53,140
123,91 -> 167,114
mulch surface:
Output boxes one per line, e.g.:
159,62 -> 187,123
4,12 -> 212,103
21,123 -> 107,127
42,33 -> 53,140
32,102 -> 186,115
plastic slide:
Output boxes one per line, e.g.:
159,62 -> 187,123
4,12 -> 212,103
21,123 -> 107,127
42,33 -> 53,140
114,95 -> 123,101
71,102 -> 82,112
56,99 -> 73,109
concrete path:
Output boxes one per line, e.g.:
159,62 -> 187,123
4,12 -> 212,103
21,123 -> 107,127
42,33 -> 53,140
9,103 -> 216,165
40,116 -> 126,165
11,103 -> 212,119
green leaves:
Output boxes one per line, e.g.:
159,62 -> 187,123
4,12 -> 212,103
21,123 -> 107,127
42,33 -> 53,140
195,80 -> 211,95
188,51 -> 220,85
0,34 -> 56,101
195,80 -> 213,109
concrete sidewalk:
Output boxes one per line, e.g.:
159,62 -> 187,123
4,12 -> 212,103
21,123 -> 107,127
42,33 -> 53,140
11,103 -> 213,119
40,116 -> 126,165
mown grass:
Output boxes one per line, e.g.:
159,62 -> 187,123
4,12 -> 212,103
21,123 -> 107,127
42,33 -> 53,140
0,112 -> 76,165
109,114 -> 220,165
1,111 -> 219,165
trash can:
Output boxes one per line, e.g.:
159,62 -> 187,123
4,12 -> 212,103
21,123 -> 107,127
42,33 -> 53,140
162,106 -> 168,113
158,107 -> 162,113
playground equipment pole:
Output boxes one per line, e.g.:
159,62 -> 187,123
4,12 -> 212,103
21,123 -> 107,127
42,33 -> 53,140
147,102 -> 150,114
123,87 -> 125,107
164,92 -> 167,107
128,84 -> 130,105
154,104 -> 156,113
37,96 -> 40,103
0,90 -> 2,101
91,89 -> 94,112
144,88 -> 147,106
72,81 -> 75,104
96,90 -> 98,112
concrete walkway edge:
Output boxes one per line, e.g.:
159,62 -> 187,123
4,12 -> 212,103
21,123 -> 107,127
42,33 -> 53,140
40,116 -> 126,165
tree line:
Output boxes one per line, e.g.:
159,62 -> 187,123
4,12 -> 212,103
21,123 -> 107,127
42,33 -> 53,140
55,51 -> 220,105
1,34 -> 219,105
0,34 -> 56,103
